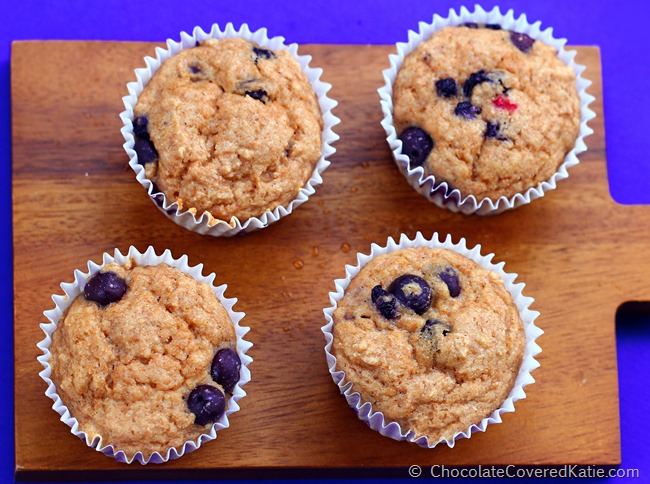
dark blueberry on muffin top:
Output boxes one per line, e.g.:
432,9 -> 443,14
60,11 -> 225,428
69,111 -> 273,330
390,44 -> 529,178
398,126 -> 434,168
388,274 -> 432,315
84,272 -> 128,307
187,385 -> 226,426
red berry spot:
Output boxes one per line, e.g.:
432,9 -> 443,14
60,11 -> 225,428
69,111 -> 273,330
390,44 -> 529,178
493,95 -> 518,113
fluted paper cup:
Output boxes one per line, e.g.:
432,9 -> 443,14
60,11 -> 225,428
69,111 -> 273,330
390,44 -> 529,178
37,246 -> 252,464
121,23 -> 340,236
379,5 -> 596,215
322,232 -> 542,447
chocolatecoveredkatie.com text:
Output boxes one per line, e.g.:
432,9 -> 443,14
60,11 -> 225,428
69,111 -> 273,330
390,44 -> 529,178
406,464 -> 639,479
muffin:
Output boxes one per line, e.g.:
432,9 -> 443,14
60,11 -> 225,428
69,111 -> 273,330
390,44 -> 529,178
122,24 -> 340,236
38,247 -> 251,464
379,6 -> 595,215
322,233 -> 542,447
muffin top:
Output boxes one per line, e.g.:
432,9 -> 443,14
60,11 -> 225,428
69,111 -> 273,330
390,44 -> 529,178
332,247 -> 526,443
393,25 -> 580,200
134,37 -> 323,224
49,261 -> 239,457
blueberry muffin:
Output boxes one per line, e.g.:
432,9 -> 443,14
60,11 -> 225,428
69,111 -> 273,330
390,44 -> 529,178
49,261 -> 242,458
393,25 -> 580,200
332,247 -> 526,443
133,37 -> 323,224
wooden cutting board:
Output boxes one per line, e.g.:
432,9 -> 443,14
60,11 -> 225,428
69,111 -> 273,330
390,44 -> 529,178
12,41 -> 632,480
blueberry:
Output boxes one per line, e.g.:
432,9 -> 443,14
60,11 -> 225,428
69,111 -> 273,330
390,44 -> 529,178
84,271 -> 127,306
187,385 -> 226,426
253,46 -> 275,60
134,138 -> 158,165
211,348 -> 241,394
132,116 -> 149,139
435,78 -> 457,98
464,22 -> 479,29
398,126 -> 434,168
485,121 -> 499,138
388,275 -> 432,315
485,24 -> 502,30
485,121 -> 508,141
189,64 -> 202,74
245,89 -> 269,103
463,70 -> 491,98
439,267 -> 461,297
454,101 -> 482,120
510,31 -> 535,53
371,285 -> 399,320
421,319 -> 452,339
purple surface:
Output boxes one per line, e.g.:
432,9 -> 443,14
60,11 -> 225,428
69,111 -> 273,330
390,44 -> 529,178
3,0 -> 650,482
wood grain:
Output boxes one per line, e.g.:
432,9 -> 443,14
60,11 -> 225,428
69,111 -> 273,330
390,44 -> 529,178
12,41 -> 631,480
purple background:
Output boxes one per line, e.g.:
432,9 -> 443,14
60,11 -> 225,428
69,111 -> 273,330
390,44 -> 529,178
3,0 -> 649,482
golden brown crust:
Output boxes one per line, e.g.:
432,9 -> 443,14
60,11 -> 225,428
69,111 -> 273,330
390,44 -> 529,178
393,26 -> 580,200
50,262 -> 236,457
135,38 -> 323,222
332,247 -> 525,443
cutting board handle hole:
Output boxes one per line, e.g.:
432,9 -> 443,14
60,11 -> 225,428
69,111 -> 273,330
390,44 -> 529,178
616,301 -> 650,331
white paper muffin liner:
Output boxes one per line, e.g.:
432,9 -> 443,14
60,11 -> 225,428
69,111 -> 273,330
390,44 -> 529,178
379,5 -> 596,215
322,232 -> 542,448
36,246 -> 253,464
121,23 -> 340,236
